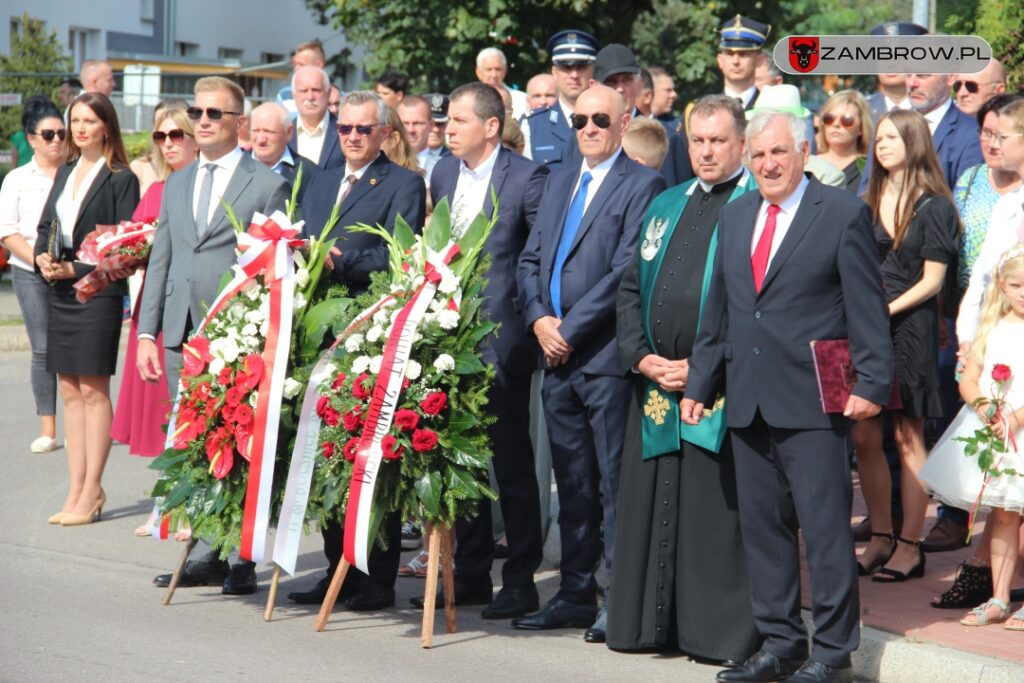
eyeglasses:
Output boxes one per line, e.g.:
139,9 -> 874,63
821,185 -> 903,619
989,131 -> 1024,146
152,129 -> 190,144
186,106 -> 242,121
952,80 -> 1000,94
337,123 -> 383,136
821,112 -> 857,128
31,129 -> 66,142
570,113 -> 612,130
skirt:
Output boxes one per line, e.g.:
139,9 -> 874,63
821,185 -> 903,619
46,289 -> 123,376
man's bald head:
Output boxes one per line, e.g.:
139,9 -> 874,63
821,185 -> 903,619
249,102 -> 293,167
80,60 -> 114,97
526,73 -> 557,111
577,83 -> 626,119
955,58 -> 1008,116
574,84 -> 629,166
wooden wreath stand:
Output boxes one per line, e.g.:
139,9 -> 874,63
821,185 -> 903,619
161,537 -> 198,605
310,525 -> 457,646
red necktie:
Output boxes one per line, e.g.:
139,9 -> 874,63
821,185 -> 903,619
751,203 -> 781,292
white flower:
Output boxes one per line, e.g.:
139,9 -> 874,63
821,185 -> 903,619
283,377 -> 303,399
405,359 -> 422,381
293,249 -> 307,269
210,336 -> 240,363
249,391 -> 258,407
295,268 -> 310,289
437,266 -> 460,295
241,336 -> 259,351
369,355 -> 383,374
243,280 -> 261,300
324,362 -> 337,377
344,333 -> 363,353
366,325 -> 384,343
351,355 -> 371,374
244,309 -> 265,325
429,298 -> 447,313
293,292 -> 307,309
241,323 -> 258,338
437,309 -> 460,330
209,357 -> 225,376
373,308 -> 390,325
433,353 -> 455,372
259,319 -> 269,336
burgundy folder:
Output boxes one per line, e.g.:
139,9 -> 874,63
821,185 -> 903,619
810,339 -> 902,414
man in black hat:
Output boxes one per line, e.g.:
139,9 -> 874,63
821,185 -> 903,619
866,22 -> 928,124
522,29 -> 599,170
419,93 -> 452,182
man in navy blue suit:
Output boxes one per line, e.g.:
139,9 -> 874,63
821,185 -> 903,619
288,65 -> 345,172
411,82 -> 549,619
515,84 -> 666,635
907,72 -> 985,189
287,91 -> 425,612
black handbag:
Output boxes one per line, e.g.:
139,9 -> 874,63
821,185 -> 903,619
46,217 -> 65,264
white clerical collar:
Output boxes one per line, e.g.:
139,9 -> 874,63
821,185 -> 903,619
923,98 -> 953,133
459,144 -> 500,180
695,166 -> 745,194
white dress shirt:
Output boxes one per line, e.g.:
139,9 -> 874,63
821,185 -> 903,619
270,146 -> 296,175
451,144 -> 500,237
418,147 -> 445,184
883,94 -> 913,112
725,84 -> 758,109
296,110 -> 329,164
570,147 -> 622,215
55,155 -> 107,248
922,98 -> 953,135
0,159 -> 55,270
957,186 -> 1024,342
334,156 -> 376,205
192,147 -> 244,226
750,175 -> 810,265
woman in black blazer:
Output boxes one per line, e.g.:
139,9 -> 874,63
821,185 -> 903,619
35,92 -> 140,527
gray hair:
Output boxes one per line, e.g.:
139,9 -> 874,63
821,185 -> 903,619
477,47 -> 507,68
743,111 -> 807,161
341,90 -> 388,125
291,65 -> 331,94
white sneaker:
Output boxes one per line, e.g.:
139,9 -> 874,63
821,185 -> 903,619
30,436 -> 60,453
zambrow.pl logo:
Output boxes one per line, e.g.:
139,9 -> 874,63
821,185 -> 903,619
773,35 -> 992,75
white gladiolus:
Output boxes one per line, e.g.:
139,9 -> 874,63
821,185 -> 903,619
241,323 -> 258,337
344,333 -> 363,353
283,377 -> 303,399
437,309 -> 460,330
245,309 -> 265,325
406,359 -> 422,380
295,268 -> 310,289
433,353 -> 455,372
366,325 -> 384,343
437,266 -> 459,294
351,356 -> 371,374
373,308 -> 390,325
369,355 -> 383,374
293,292 -> 307,309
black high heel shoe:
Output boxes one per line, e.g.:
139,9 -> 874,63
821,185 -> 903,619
857,531 -> 896,576
872,536 -> 926,582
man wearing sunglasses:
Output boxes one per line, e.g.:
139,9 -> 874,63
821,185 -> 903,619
953,58 -> 1007,117
138,76 -> 290,597
288,91 -> 425,612
516,83 -> 666,636
249,102 -> 321,203
522,28 -> 599,169
288,65 -> 344,172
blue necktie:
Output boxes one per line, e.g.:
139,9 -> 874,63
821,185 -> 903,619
550,171 -> 592,318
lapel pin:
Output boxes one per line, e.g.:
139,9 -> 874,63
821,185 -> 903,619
370,178 -> 377,186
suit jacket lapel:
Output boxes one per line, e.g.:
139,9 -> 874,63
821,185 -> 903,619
932,103 -> 956,152
758,177 -> 823,295
483,147 -> 511,216
338,154 -> 389,220
565,153 -> 627,257
201,156 -> 253,244
320,123 -> 340,167
543,164 -> 581,273
75,164 -> 112,232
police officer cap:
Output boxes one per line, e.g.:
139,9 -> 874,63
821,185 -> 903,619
593,44 -> 640,83
869,22 -> 928,36
718,15 -> 771,51
547,29 -> 599,64
427,93 -> 449,123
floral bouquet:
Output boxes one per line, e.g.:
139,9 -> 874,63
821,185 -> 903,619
271,198 -> 498,575
73,220 -> 156,302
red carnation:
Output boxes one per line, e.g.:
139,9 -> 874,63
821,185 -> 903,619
322,406 -> 340,427
993,364 -> 1012,383
225,385 -> 246,408
233,403 -> 254,426
411,428 -> 438,453
420,391 -> 448,416
322,441 -> 336,460
217,367 -> 233,386
394,408 -> 420,432
342,408 -> 362,432
343,437 -> 360,461
331,372 -> 347,390
352,373 -> 372,400
382,434 -> 404,460
195,381 -> 213,401
316,395 -> 331,418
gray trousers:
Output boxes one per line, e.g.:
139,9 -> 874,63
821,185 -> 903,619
11,267 -> 56,416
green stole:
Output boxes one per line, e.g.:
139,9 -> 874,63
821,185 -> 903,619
637,170 -> 757,460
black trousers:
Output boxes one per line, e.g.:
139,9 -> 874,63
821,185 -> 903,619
321,511 -> 402,588
731,412 -> 859,669
454,365 -> 543,589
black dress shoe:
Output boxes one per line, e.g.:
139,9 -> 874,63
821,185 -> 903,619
221,561 -> 257,595
583,605 -> 607,643
409,581 -> 493,609
716,650 -> 805,682
786,660 -> 853,683
510,597 -> 598,630
345,582 -> 395,611
481,585 -> 540,619
287,573 -> 362,605
152,558 -> 229,588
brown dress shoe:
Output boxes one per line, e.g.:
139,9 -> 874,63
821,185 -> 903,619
922,518 -> 969,552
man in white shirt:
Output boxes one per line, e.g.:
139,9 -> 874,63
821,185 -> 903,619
476,47 -> 529,122
276,40 -> 327,118
289,66 -> 343,171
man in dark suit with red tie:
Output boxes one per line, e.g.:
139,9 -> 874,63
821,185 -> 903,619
682,111 -> 893,683
516,84 -> 666,636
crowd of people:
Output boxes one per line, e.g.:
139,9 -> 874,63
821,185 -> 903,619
3,15 -> 1024,683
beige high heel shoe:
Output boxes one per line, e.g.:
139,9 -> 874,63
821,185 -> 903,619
61,490 -> 107,526
48,511 -> 67,524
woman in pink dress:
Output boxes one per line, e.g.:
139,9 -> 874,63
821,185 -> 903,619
110,106 -> 197,533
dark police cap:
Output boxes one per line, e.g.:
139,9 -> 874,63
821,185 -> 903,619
719,14 -> 770,51
870,22 -> 929,36
427,93 -> 449,123
593,44 -> 640,83
547,29 -> 599,64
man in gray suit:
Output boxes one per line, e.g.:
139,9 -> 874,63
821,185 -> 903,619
137,76 -> 290,595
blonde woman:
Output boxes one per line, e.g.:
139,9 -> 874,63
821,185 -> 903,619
813,89 -> 872,193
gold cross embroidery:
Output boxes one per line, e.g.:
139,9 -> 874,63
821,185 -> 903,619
644,390 -> 670,426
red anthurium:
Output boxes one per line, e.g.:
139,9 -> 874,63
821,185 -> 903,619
234,422 -> 253,460
244,354 -> 264,386
209,443 -> 235,479
182,336 -> 212,377
394,409 -> 420,432
411,428 -> 438,452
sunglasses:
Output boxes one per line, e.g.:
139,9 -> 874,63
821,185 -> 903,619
337,123 -> 383,136
953,80 -> 982,94
570,113 -> 612,130
186,106 -> 242,121
32,129 -> 66,142
152,129 -> 190,144
821,112 -> 858,128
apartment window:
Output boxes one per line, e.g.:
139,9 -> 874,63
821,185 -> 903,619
262,52 -> 285,65
218,47 -> 244,61
176,42 -> 198,57
68,28 -> 98,72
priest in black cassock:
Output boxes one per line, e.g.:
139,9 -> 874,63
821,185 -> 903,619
606,95 -> 759,664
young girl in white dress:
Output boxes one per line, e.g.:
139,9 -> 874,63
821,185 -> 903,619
920,244 -> 1024,628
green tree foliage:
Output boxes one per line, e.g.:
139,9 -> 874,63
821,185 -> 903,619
941,0 -> 1021,88
0,14 -> 72,147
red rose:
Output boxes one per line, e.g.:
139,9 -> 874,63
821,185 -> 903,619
394,409 -> 420,432
342,408 -> 362,432
420,391 -> 448,416
411,428 -> 438,453
343,437 -> 360,462
217,367 -> 233,386
182,336 -> 212,377
323,406 -> 340,427
992,364 -> 1012,382
234,403 -> 254,426
225,386 -> 245,408
352,373 -> 372,400
331,372 -> 347,391
382,434 -> 404,460
316,395 -> 331,418
322,441 -> 336,459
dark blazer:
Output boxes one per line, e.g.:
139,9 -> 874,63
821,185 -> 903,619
288,112 -> 344,171
300,152 -> 426,290
867,91 -> 888,126
431,146 -> 549,375
933,102 -> 984,189
517,150 -> 666,376
35,160 -> 140,298
685,175 -> 893,430
525,104 -> 580,170
271,147 -> 321,203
